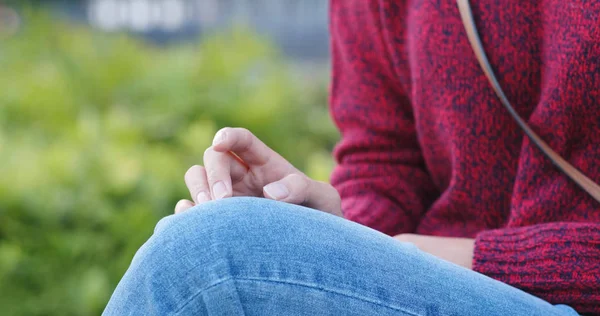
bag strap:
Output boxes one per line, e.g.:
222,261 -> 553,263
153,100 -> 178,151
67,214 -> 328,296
456,0 -> 600,203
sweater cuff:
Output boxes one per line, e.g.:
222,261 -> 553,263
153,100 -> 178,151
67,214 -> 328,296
472,223 -> 599,280
473,223 -> 600,315
472,228 -> 528,278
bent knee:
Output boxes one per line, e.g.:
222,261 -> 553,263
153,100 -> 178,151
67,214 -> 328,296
154,197 -> 297,239
112,198 -> 289,313
149,197 -> 313,257
127,198 -> 282,279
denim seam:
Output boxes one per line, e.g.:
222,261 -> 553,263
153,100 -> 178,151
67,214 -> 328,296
173,277 -> 234,315
234,277 -> 422,315
174,275 -> 422,316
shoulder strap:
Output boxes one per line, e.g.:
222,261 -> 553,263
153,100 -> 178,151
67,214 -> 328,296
456,0 -> 600,203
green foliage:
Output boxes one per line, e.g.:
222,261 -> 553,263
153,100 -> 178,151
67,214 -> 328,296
0,10 -> 337,316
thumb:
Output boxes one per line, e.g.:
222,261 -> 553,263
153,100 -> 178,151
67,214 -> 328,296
263,174 -> 342,217
263,174 -> 309,204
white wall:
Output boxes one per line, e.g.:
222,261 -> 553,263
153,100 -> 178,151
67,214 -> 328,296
87,0 -> 328,33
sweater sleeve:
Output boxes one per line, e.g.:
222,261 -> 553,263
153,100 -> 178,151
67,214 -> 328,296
473,222 -> 600,315
329,0 -> 437,235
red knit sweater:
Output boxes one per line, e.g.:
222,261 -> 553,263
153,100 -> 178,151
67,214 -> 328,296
329,1 -> 600,314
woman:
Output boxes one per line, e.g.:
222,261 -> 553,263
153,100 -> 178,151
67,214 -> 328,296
104,0 -> 600,315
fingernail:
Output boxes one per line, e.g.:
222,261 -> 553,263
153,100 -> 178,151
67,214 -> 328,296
196,191 -> 210,203
263,183 -> 289,200
212,130 -> 226,146
213,181 -> 228,199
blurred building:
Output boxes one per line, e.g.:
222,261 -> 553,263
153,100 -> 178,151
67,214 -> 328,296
37,0 -> 330,61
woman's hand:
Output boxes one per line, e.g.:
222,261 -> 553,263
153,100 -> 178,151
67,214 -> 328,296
394,234 -> 475,269
175,127 -> 342,216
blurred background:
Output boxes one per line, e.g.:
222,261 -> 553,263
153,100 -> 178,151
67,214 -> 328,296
0,1 -> 337,315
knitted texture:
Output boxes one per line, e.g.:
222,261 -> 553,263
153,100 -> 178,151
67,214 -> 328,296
329,0 -> 600,314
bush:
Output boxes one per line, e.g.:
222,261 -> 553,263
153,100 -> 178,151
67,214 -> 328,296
0,10 -> 337,316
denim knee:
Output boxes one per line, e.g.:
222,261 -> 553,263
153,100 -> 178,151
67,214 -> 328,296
106,198 -> 432,315
148,197 -> 262,254
105,198 -> 276,314
107,198 -> 285,312
144,197 -> 419,276
152,197 -> 282,244
140,197 -> 291,269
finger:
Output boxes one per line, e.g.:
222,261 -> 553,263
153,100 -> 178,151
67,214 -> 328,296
306,180 -> 343,217
263,173 -> 309,203
203,147 -> 233,200
211,127 -> 274,166
262,174 -> 342,216
174,199 -> 195,214
184,165 -> 212,204
229,153 -> 250,183
228,151 -> 250,171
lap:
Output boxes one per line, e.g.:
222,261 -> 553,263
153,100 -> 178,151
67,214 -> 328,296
104,197 -> 577,316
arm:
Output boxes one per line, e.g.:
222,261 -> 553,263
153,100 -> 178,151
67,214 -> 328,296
329,0 -> 437,235
474,222 -> 600,315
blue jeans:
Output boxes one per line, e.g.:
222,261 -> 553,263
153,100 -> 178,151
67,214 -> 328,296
104,197 -> 578,315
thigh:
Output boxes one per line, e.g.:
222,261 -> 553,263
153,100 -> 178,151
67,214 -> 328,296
105,197 -> 578,316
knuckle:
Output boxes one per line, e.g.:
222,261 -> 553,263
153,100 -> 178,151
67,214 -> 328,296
237,127 -> 252,136
288,173 -> 309,187
189,179 -> 208,192
287,174 -> 310,202
317,180 -> 336,191
205,166 -> 221,180
215,127 -> 231,138
238,128 -> 254,150
189,185 -> 206,194
312,180 -> 341,211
